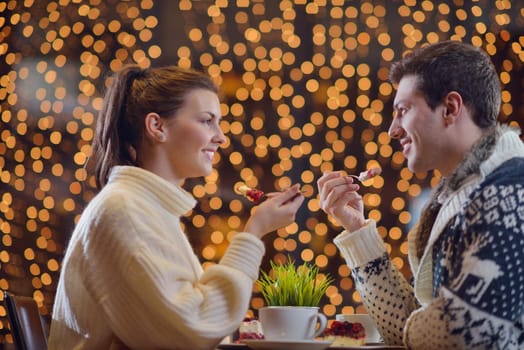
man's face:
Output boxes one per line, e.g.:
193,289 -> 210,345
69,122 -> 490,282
389,75 -> 448,174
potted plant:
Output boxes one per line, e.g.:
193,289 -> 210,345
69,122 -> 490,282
257,258 -> 333,307
255,258 -> 334,341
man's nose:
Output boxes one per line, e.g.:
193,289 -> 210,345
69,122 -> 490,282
388,118 -> 404,139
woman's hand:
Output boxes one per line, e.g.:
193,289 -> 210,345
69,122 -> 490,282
244,184 -> 304,239
317,171 -> 366,232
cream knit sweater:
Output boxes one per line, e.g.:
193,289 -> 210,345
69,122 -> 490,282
48,166 -> 265,350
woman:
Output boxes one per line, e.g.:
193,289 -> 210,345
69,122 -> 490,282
48,65 -> 304,349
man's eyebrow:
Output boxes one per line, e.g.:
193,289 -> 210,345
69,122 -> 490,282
393,100 -> 405,109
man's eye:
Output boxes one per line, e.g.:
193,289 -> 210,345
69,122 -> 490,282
395,108 -> 407,118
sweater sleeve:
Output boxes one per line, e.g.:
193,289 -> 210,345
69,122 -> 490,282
80,195 -> 265,350
334,220 -> 418,345
403,181 -> 524,349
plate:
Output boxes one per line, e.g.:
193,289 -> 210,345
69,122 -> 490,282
216,342 -> 406,350
216,344 -> 250,350
328,345 -> 406,350
242,339 -> 332,350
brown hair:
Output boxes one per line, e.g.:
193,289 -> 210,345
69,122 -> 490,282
91,65 -> 218,189
389,41 -> 501,128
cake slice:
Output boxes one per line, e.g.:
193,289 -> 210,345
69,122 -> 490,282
236,184 -> 265,203
236,318 -> 264,341
323,320 -> 366,346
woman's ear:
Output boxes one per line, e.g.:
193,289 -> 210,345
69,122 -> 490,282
144,112 -> 166,142
442,91 -> 463,126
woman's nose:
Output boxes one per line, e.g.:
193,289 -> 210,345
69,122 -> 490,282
214,128 -> 226,144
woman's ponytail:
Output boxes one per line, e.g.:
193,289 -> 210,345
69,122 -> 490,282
92,65 -> 144,189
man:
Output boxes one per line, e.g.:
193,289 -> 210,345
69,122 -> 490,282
317,41 -> 524,349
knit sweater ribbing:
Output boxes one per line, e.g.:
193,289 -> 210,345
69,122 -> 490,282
48,166 -> 265,350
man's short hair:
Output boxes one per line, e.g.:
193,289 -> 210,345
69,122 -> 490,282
389,41 -> 501,128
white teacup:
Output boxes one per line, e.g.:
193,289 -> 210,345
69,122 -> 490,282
336,313 -> 381,343
259,306 -> 327,341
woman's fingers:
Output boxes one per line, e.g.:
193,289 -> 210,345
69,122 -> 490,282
280,184 -> 304,206
263,184 -> 303,206
246,184 -> 305,237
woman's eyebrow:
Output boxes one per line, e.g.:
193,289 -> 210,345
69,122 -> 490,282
203,111 -> 222,120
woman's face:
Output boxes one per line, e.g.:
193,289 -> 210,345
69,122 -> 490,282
162,88 -> 225,182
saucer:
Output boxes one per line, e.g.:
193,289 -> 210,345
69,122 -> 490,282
242,339 -> 332,350
328,345 -> 406,349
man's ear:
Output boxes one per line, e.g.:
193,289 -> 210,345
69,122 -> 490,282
442,91 -> 463,126
144,112 -> 166,142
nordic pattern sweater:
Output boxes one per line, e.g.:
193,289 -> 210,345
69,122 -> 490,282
334,125 -> 524,349
48,166 -> 265,350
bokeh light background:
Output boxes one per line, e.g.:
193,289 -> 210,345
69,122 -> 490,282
0,0 -> 523,344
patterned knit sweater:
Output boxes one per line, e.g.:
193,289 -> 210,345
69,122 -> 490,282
48,166 -> 265,350
334,125 -> 524,349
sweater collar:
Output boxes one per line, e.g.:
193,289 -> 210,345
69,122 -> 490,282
107,166 -> 197,216
412,124 -> 523,259
438,124 -> 522,203
408,124 -> 523,303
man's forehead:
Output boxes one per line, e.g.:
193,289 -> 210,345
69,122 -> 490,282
394,76 -> 422,103
397,75 -> 419,90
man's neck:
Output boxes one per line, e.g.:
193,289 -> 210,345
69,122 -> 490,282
439,117 -> 484,177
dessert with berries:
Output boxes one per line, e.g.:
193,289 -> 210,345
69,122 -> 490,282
358,166 -> 382,181
349,166 -> 382,182
236,184 -> 265,203
236,318 -> 264,342
323,320 -> 366,346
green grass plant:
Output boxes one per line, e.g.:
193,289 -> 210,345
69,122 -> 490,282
257,258 -> 334,307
